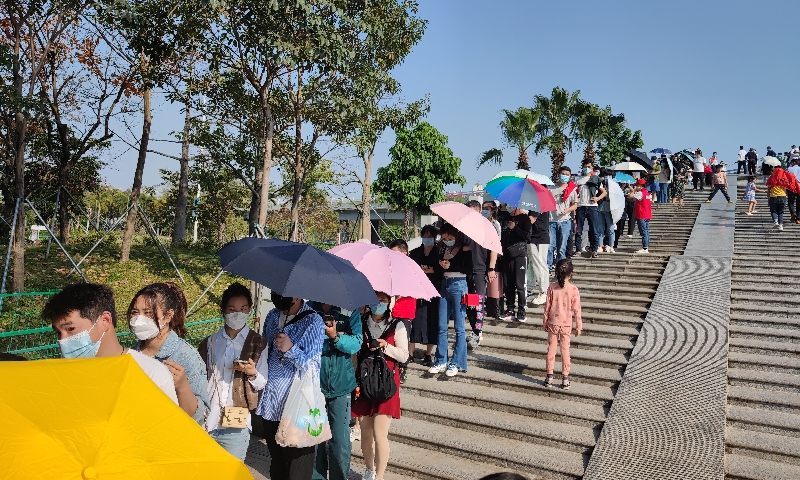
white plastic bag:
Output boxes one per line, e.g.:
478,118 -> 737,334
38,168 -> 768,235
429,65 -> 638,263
275,365 -> 332,448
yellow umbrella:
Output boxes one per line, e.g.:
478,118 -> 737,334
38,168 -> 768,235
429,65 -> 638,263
0,356 -> 253,480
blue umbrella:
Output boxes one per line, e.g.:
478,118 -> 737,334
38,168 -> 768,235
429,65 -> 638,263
649,148 -> 672,155
613,172 -> 636,184
217,237 -> 378,310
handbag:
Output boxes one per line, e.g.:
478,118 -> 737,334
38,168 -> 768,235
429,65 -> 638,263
275,365 -> 332,448
209,341 -> 249,429
505,241 -> 527,258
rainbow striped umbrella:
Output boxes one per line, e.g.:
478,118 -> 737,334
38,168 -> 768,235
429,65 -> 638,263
485,177 -> 557,213
485,169 -> 554,196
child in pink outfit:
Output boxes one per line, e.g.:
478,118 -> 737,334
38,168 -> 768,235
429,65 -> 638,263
542,258 -> 582,390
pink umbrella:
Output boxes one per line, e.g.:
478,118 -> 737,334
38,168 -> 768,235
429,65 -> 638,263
328,243 -> 440,300
429,201 -> 502,253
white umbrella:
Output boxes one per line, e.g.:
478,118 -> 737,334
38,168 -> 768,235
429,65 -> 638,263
607,179 -> 626,223
763,156 -> 781,167
613,162 -> 648,172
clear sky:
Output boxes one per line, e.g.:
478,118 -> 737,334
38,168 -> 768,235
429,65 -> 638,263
102,0 -> 800,193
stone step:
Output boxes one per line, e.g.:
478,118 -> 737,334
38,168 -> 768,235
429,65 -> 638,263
349,437 -> 530,480
729,313 -> 800,330
731,272 -> 800,285
402,366 -> 608,429
727,404 -> 800,438
400,393 -> 597,454
729,302 -> 800,319
730,293 -> 800,308
729,324 -> 800,343
728,350 -> 800,375
727,385 -> 800,414
726,427 -> 800,467
725,453 -> 800,480
480,323 -> 635,354
477,337 -> 628,371
571,268 -> 663,280
730,284 -> 800,295
386,416 -> 586,479
562,291 -> 653,308
729,336 -> 800,357
572,283 -> 656,298
488,317 -> 639,342
523,304 -> 647,323
405,361 -> 615,408
728,367 -> 800,394
575,277 -> 660,289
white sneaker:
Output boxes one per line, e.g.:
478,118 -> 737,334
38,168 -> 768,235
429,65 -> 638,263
779,224 -> 784,231
626,234 -> 633,238
635,248 -> 649,254
445,364 -> 459,377
773,221 -> 780,228
428,363 -> 447,374
533,293 -> 547,305
363,469 -> 376,480
606,246 -> 615,253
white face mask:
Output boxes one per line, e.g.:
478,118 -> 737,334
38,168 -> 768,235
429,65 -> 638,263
224,312 -> 249,330
129,315 -> 164,341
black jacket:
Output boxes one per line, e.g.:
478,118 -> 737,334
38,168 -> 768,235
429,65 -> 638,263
501,212 -> 532,248
528,212 -> 550,245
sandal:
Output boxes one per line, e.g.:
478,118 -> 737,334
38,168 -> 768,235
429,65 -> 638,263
543,375 -> 553,388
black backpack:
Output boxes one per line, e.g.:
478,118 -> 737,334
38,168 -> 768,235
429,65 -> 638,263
356,318 -> 399,402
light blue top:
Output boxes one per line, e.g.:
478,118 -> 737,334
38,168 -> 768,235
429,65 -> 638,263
255,302 -> 324,421
134,330 -> 210,425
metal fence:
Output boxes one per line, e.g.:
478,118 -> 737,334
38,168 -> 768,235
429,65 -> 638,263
0,291 -> 226,359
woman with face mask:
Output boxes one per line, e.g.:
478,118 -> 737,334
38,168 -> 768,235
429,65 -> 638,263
352,291 -> 409,480
428,223 -> 472,378
129,282 -> 210,425
196,282 -> 269,460
407,224 -> 442,367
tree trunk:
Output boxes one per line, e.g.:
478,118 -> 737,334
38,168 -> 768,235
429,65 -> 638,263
216,219 -> 227,245
412,207 -> 419,238
120,88 -> 152,262
551,150 -> 566,182
360,151 -> 373,240
172,106 -> 191,245
11,113 -> 26,292
248,189 -> 259,236
57,188 -> 71,243
403,209 -> 410,240
257,91 -> 273,231
517,149 -> 530,171
56,122 -> 72,243
583,143 -> 596,165
289,172 -> 302,242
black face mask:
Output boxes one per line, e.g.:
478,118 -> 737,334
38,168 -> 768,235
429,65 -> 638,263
271,293 -> 295,311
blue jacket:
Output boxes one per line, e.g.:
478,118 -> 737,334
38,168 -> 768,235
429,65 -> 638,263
308,302 -> 362,398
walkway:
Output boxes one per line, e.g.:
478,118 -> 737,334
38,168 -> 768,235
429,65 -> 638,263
585,183 -> 736,480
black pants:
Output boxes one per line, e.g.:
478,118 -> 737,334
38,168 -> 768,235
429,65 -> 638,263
503,255 -> 527,312
467,272 -> 488,334
707,185 -> 731,201
614,212 -> 627,248
692,172 -> 704,190
737,161 -> 745,174
789,192 -> 800,217
574,206 -> 596,254
624,199 -> 635,235
748,161 -> 757,175
263,420 -> 315,480
566,219 -> 576,258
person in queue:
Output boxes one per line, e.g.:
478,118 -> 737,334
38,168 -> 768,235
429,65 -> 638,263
256,291 -> 324,480
308,301 -> 362,480
408,225 -> 442,367
548,166 -> 578,271
465,200 -> 498,348
501,206 -> 532,322
428,223 -> 471,377
482,201 -> 504,320
197,282 -> 269,460
352,292 -> 409,480
129,282 -> 210,424
44,283 -> 178,404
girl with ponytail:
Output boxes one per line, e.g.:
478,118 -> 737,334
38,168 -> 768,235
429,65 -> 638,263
542,259 -> 582,390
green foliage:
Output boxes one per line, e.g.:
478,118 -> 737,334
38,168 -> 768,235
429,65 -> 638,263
533,86 -> 582,179
373,121 -> 465,216
478,107 -> 540,170
596,122 -> 645,166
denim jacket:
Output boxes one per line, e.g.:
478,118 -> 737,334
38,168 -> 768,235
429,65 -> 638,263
134,330 -> 210,425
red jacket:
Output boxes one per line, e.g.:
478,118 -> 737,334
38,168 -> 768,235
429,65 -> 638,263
634,189 -> 652,220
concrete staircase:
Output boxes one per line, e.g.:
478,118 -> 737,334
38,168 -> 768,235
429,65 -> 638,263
363,203 -> 701,480
725,176 -> 800,479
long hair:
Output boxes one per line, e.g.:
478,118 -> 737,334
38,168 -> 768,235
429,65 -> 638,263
555,259 -> 574,288
128,283 -> 187,338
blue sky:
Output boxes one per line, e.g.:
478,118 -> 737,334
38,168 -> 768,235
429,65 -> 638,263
103,0 -> 800,193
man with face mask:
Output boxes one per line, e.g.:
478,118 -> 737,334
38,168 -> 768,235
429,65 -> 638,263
548,166 -> 578,270
43,283 -> 178,404
197,282 -> 269,460
575,161 -> 606,257
256,290 -> 325,480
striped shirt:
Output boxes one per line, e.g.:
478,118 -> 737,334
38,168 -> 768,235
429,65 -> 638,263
255,302 -> 324,421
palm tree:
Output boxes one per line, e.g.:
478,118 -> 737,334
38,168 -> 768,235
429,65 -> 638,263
533,87 -> 581,180
478,107 -> 540,170
574,101 -> 623,166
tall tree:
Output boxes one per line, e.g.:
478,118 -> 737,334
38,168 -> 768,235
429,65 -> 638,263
533,86 -> 581,180
0,0 -> 94,291
573,101 -> 624,166
373,122 -> 465,238
478,106 -> 541,171
597,121 -> 644,165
